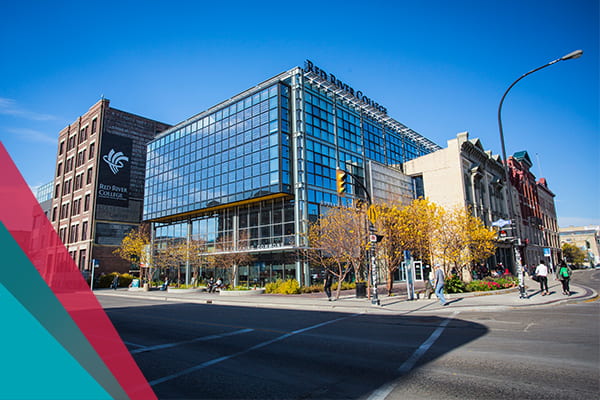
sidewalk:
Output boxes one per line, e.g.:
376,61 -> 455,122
96,275 -> 598,315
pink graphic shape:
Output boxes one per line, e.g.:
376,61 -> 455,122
0,142 -> 156,400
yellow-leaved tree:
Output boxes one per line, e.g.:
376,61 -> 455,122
400,198 -> 444,265
113,225 -> 150,281
432,206 -> 497,280
305,206 -> 369,299
372,203 -> 405,295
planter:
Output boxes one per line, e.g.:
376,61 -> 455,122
167,287 -> 203,294
219,288 -> 265,296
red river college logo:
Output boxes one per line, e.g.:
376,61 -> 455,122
102,149 -> 129,174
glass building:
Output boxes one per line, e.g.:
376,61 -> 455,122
144,62 -> 440,285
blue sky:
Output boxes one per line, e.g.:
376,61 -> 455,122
1,0 -> 598,227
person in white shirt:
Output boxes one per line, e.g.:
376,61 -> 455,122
535,260 -> 549,296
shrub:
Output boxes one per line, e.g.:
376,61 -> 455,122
300,284 -> 324,294
445,275 -> 467,293
264,279 -> 301,294
265,279 -> 282,294
278,279 -> 301,294
97,273 -> 118,288
266,279 -> 356,294
118,273 -> 134,288
229,285 -> 251,291
96,272 -> 134,288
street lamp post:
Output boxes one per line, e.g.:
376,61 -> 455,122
497,49 -> 583,285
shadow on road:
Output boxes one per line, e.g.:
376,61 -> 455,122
100,300 -> 488,400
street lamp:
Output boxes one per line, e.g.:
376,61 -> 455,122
497,49 -> 583,277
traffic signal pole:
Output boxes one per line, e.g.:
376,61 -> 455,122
337,168 -> 379,305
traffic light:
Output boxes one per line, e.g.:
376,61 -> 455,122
336,168 -> 347,194
497,226 -> 514,241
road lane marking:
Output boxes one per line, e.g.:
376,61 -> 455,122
122,340 -> 146,349
367,311 -> 459,400
148,313 -> 360,387
131,328 -> 254,354
398,311 -> 459,373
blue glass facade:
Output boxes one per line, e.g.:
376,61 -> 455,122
144,66 -> 440,285
301,78 -> 434,221
144,84 -> 291,221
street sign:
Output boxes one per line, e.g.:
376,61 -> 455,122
369,234 -> 377,242
543,248 -> 551,257
492,219 -> 512,228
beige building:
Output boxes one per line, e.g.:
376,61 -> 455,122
403,131 -> 513,269
403,131 -> 508,225
559,226 -> 600,266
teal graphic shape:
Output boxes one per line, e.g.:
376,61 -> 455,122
0,222 -> 124,399
0,282 -> 111,399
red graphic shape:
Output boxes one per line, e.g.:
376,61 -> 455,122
0,142 -> 156,400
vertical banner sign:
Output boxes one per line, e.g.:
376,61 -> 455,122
97,135 -> 132,207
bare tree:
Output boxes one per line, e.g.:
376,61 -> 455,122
305,206 -> 368,299
208,231 -> 254,287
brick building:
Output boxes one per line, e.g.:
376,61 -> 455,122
507,151 -> 560,267
50,99 -> 170,276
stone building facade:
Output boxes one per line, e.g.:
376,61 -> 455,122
403,131 -> 513,270
559,226 -> 600,266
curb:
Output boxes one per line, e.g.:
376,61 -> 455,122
94,281 -> 598,315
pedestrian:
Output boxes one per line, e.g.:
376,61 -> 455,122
323,269 -> 333,301
434,264 -> 448,306
535,259 -> 549,296
111,274 -> 119,290
556,261 -> 573,296
424,265 -> 434,299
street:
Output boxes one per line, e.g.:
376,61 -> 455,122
98,270 -> 600,399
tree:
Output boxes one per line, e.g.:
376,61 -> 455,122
208,231 -> 254,286
185,238 -> 206,286
372,203 -> 405,295
462,211 -> 497,273
152,238 -> 206,287
113,225 -> 150,281
398,198 -> 443,265
305,206 -> 369,300
562,242 -> 586,266
432,207 -> 496,279
152,239 -> 185,286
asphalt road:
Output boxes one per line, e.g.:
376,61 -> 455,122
98,270 -> 600,400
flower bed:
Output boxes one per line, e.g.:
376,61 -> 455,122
465,276 -> 518,292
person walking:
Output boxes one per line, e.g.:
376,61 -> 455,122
556,261 -> 573,296
434,264 -> 448,306
111,274 -> 119,290
323,269 -> 333,301
535,260 -> 550,296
